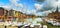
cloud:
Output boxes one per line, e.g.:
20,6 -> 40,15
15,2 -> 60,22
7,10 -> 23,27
15,3 -> 23,8
9,0 -> 20,4
0,0 -> 32,16
42,10 -> 52,13
0,0 -> 23,11
26,10 -> 31,14
3,5 -> 12,10
34,3 -> 42,10
0,2 -> 12,10
35,12 -> 43,16
42,0 -> 60,16
33,0 -> 60,16
9,0 -> 32,15
35,0 -> 60,12
9,0 -> 24,12
35,0 -> 45,2
42,0 -> 60,11
9,0 -> 23,8
1,0 -> 60,16
42,10 -> 52,16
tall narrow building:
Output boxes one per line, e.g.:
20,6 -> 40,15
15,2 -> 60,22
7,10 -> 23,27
48,6 -> 60,22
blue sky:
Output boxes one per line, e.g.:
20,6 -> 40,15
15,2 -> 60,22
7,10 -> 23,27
0,0 -> 36,10
0,0 -> 60,16
20,0 -> 35,10
0,0 -> 10,5
0,0 -> 43,16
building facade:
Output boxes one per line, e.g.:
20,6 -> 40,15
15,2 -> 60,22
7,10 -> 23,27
48,6 -> 60,22
0,7 -> 8,22
0,7 -> 36,22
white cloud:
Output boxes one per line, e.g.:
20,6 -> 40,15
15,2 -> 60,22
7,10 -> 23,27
9,0 -> 23,8
15,3 -> 23,8
42,10 -> 52,13
0,2 -> 12,10
35,12 -> 43,16
9,0 -> 24,11
33,0 -> 60,16
42,10 -> 52,16
0,0 -> 32,15
9,0 -> 20,4
42,0 -> 60,16
0,0 -> 23,11
34,3 -> 42,10
26,10 -> 31,14
43,0 -> 60,9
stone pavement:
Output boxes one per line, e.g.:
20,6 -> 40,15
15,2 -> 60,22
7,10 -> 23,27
0,25 -> 17,28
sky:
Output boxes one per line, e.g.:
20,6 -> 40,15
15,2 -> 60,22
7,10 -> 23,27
0,0 -> 60,16
0,0 -> 35,10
